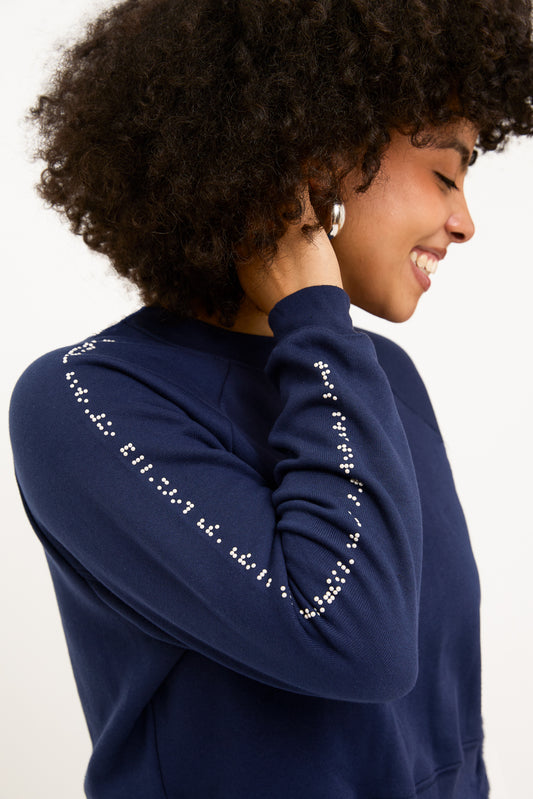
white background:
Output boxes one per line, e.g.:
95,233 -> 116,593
1,2 -> 532,797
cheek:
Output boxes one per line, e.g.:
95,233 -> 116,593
333,199 -> 396,272
338,171 -> 435,261
340,193 -> 387,244
381,183 -> 443,244
351,180 -> 412,233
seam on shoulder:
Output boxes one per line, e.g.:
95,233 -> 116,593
391,390 -> 442,440
218,360 -> 235,454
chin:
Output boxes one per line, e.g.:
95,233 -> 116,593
385,306 -> 417,324
356,301 -> 418,324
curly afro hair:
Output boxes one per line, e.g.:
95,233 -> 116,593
32,0 -> 533,324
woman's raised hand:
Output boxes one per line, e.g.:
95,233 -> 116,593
237,186 -> 344,316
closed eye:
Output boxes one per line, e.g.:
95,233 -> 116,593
435,172 -> 458,191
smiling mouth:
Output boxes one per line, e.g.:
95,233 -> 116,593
410,250 -> 439,276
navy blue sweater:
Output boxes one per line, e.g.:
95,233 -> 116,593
10,287 -> 488,798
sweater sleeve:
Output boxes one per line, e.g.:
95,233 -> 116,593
10,286 -> 423,703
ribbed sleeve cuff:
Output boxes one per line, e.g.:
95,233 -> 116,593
268,286 -> 353,338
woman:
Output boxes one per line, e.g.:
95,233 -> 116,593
9,0 -> 533,797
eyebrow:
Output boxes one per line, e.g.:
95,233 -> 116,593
432,137 -> 473,170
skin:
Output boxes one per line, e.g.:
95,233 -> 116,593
210,121 -> 478,335
331,121 -> 477,322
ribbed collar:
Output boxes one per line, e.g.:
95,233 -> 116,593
124,307 -> 275,369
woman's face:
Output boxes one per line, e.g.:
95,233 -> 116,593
331,122 -> 478,322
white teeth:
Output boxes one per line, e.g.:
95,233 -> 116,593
410,250 -> 439,276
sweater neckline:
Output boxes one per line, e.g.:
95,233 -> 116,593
125,306 -> 276,369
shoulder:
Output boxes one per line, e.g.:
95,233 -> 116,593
10,310 -> 230,412
362,330 -> 441,436
9,313 -> 233,470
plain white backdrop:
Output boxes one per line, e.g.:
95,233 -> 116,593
2,2 -> 532,797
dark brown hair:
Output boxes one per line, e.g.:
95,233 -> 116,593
32,0 -> 533,323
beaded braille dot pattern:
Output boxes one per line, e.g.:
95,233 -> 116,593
63,339 -> 268,582
63,339 -> 116,365
62,341 -> 364,623
298,360 -> 366,619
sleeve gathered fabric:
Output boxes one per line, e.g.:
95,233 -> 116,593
9,286 -> 488,798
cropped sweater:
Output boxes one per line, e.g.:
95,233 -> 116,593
10,287 -> 488,798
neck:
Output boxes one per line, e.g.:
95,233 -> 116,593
197,298 -> 274,337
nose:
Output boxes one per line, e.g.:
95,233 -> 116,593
445,195 -> 475,243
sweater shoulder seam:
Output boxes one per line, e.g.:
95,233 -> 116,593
390,389 -> 443,440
